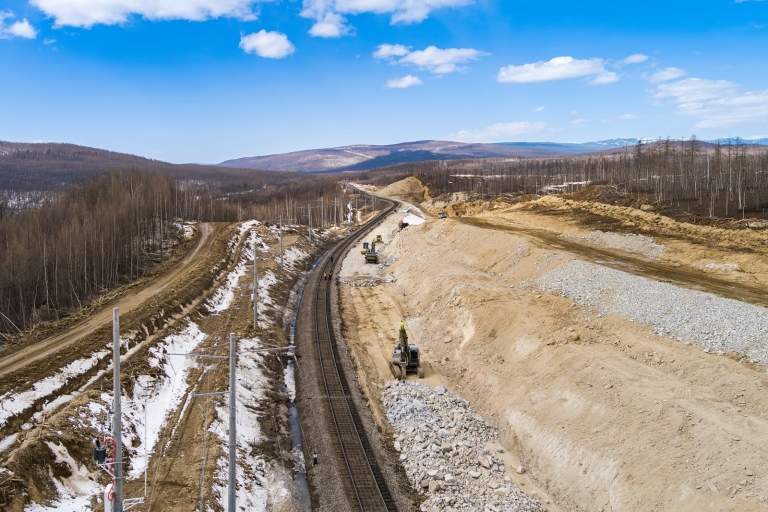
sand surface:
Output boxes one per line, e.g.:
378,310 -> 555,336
338,178 -> 768,512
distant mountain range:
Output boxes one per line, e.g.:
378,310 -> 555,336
3,137 -> 766,189
220,138 -> 768,173
0,141 -> 298,190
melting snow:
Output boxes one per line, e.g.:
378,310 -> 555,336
24,441 -> 101,512
0,351 -> 108,430
402,213 -> 425,226
124,322 -> 207,479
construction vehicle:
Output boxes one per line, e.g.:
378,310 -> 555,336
365,240 -> 378,263
361,242 -> 369,255
391,321 -> 423,379
398,219 -> 409,231
374,234 -> 383,243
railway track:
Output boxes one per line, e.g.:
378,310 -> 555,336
310,193 -> 398,511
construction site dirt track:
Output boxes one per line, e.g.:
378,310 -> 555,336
0,223 -> 219,382
338,180 -> 768,512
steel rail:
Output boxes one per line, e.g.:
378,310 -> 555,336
311,190 -> 398,511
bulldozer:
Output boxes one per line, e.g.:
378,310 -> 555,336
391,321 -> 423,379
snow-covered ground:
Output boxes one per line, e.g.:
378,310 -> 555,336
24,441 -> 103,512
208,336 -> 270,512
14,220 -> 301,512
0,351 -> 108,431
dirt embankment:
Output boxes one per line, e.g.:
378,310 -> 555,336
1,223 -> 316,511
340,181 -> 768,512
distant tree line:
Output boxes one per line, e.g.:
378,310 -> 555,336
398,138 -> 768,219
0,168 -> 372,335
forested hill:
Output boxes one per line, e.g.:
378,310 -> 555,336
0,141 -> 292,190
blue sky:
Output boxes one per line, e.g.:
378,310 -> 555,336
1,0 -> 767,164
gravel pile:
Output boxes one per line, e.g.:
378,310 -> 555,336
534,260 -> 768,365
562,230 -> 665,259
382,381 -> 543,512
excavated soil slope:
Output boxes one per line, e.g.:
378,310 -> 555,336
340,181 -> 768,512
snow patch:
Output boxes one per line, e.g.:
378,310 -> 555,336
24,441 -> 101,512
124,322 -> 207,479
0,351 -> 109,429
402,213 -> 425,226
208,336 -> 270,512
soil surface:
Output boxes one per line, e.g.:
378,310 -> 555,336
0,222 -> 311,511
0,223 -> 218,380
337,179 -> 768,512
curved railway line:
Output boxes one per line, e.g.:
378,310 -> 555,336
306,192 -> 399,511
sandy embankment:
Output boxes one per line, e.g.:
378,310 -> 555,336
340,179 -> 768,512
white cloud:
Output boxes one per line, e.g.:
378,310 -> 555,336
533,106 -> 545,112
648,67 -> 686,83
653,77 -> 768,129
571,118 -> 589,126
301,0 -> 472,37
1,12 -> 38,39
497,56 -> 614,84
617,113 -> 640,120
621,53 -> 648,64
588,71 -> 619,85
373,43 -> 409,59
7,19 -> 38,38
450,121 -> 549,142
30,0 -> 258,28
240,30 -> 295,59
375,44 -> 487,74
308,12 -> 351,37
385,75 -> 422,88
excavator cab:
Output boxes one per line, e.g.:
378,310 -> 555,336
391,321 -> 423,379
365,240 -> 378,263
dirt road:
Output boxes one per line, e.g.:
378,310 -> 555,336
0,223 -> 216,378
338,181 -> 768,512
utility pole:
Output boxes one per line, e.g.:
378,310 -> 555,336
171,337 -> 290,512
228,333 -> 236,512
308,206 -> 313,244
113,308 -> 124,512
253,237 -> 258,330
279,215 -> 283,271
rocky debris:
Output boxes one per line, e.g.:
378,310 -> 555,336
382,381 -> 543,512
561,230 -> 666,259
701,262 -> 741,273
535,260 -> 768,366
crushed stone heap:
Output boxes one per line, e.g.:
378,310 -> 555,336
382,381 -> 544,512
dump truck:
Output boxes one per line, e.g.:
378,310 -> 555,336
391,321 -> 422,379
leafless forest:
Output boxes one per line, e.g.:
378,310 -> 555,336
2,137 -> 767,337
0,170 -> 351,336
408,138 -> 768,219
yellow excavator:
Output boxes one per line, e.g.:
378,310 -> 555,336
391,321 -> 423,379
365,240 -> 379,264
